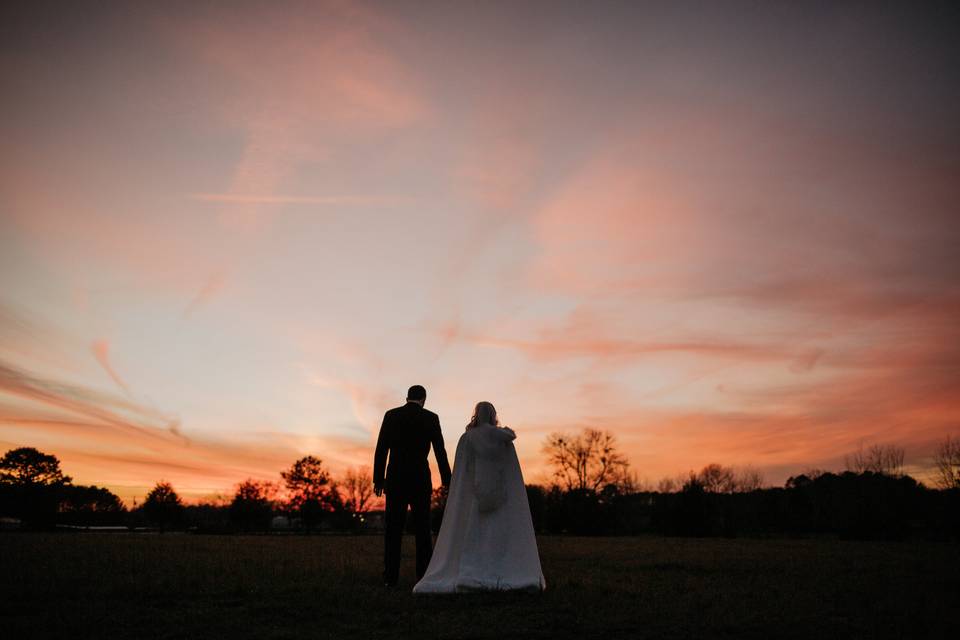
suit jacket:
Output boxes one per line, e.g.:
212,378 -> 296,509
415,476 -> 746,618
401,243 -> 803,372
374,402 -> 452,495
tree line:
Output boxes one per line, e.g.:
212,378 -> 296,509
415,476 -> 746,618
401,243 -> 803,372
1,429 -> 958,538
528,431 -> 960,539
0,449 -> 372,533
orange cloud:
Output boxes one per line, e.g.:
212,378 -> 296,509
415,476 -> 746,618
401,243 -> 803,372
0,358 -> 377,504
509,313 -> 960,486
4,2 -> 958,500
0,360 -> 178,442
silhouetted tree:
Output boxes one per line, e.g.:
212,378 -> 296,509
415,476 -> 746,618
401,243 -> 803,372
184,494 -> 231,533
656,475 -> 686,493
657,477 -> 677,493
58,485 -> 126,526
429,485 -> 448,534
733,466 -> 765,492
561,488 -> 607,534
781,470 -> 926,539
60,485 -> 124,511
542,428 -> 629,491
525,484 -> 548,532
0,447 -> 72,527
142,481 -> 184,531
342,466 -> 374,517
844,442 -> 905,477
229,479 -> 277,531
0,447 -> 71,486
933,435 -> 960,489
616,470 -> 647,493
281,456 -> 341,532
677,474 -> 711,536
785,474 -> 813,490
697,464 -> 736,493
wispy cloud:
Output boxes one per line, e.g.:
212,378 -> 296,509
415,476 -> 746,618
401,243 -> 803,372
182,273 -> 226,318
0,359 -> 180,442
0,355 -> 378,503
188,193 -> 410,205
90,340 -> 130,394
0,303 -> 79,372
3,1 -> 959,497
173,1 -> 427,231
426,303 -> 822,369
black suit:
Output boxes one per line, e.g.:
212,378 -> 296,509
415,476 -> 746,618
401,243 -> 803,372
374,401 -> 452,584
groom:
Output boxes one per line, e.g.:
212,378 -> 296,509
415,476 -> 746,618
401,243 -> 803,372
373,384 -> 452,586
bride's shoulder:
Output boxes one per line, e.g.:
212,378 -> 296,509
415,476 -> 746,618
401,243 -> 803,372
464,424 -> 517,444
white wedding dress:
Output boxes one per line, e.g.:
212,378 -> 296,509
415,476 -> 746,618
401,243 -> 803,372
413,423 -> 546,593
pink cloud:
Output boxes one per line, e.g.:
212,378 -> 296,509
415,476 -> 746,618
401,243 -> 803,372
188,193 -> 408,205
91,340 -> 130,394
170,2 -> 428,232
182,273 -> 226,318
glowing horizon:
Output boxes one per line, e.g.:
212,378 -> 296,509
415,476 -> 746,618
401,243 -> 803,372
2,1 -> 958,504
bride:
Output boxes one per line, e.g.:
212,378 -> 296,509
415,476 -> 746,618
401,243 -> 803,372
413,401 -> 545,593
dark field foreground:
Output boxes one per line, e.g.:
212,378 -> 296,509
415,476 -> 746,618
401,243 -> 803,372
2,534 -> 958,639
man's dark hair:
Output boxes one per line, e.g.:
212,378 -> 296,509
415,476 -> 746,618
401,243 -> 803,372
406,385 -> 427,401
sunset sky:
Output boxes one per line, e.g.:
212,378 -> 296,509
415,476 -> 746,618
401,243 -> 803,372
2,1 -> 958,503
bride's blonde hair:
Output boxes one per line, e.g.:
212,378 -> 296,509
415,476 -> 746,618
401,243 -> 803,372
466,401 -> 499,430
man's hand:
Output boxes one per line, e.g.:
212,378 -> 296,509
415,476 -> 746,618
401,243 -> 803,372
374,482 -> 383,498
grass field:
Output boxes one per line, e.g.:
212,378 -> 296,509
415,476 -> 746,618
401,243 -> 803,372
2,533 -> 958,639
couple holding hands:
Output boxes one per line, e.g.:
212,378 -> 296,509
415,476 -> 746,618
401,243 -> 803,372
373,385 -> 545,593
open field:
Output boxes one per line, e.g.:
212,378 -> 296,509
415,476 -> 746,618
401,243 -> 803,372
2,534 -> 958,639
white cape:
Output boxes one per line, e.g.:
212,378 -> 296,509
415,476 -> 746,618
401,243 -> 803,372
413,424 -> 546,593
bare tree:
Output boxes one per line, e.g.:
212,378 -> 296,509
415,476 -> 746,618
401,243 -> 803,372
342,466 -> 374,515
933,435 -> 960,489
733,466 -> 765,492
656,476 -> 679,493
802,468 -> 827,480
542,428 -> 629,492
697,463 -> 737,493
844,442 -> 905,477
845,444 -> 869,473
197,493 -> 230,508
616,469 -> 648,493
656,472 -> 691,493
